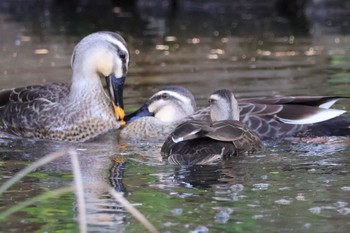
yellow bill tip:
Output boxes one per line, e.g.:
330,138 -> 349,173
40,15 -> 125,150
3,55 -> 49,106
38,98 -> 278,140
113,103 -> 125,120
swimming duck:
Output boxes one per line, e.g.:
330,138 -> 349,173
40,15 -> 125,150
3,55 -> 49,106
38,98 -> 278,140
0,31 -> 129,142
125,86 -> 349,140
120,86 -> 196,141
161,89 -> 264,165
192,96 -> 349,140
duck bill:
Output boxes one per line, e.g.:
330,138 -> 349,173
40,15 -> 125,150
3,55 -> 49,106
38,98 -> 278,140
124,103 -> 154,123
105,75 -> 125,122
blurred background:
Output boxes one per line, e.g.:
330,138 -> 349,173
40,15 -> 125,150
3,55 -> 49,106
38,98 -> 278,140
1,0 -> 350,109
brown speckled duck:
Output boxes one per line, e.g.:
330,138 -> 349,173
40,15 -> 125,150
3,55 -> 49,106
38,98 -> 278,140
0,31 -> 129,142
161,89 -> 264,165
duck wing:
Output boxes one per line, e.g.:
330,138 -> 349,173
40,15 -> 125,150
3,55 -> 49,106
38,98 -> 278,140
238,98 -> 347,139
169,120 -> 212,143
206,120 -> 263,152
240,96 -> 347,108
0,83 -> 70,133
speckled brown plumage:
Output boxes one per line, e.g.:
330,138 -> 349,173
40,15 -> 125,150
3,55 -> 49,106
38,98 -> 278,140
0,31 -> 129,142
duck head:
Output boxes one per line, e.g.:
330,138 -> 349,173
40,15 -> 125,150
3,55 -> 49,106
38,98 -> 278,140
70,31 -> 129,121
125,86 -> 196,123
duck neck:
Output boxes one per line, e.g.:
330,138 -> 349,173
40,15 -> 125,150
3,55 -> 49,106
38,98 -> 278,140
231,98 -> 240,121
69,70 -> 107,105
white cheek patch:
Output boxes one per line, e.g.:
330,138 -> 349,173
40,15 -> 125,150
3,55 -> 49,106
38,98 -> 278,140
155,105 -> 178,122
95,51 -> 114,76
113,57 -> 123,78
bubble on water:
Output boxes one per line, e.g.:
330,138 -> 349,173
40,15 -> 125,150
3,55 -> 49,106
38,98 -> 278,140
252,183 -> 270,191
278,187 -> 291,191
340,186 -> 350,192
230,184 -> 244,192
304,223 -> 311,229
164,222 -> 176,227
337,208 -> 350,215
275,199 -> 292,205
296,193 -> 305,201
252,214 -> 264,220
309,207 -> 322,214
334,201 -> 348,208
212,197 -> 231,201
230,193 -> 247,202
260,175 -> 268,180
214,210 -> 231,224
190,225 -> 209,233
171,208 -> 183,216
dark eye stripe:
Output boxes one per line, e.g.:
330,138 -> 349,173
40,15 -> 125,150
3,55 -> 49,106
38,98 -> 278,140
108,42 -> 129,75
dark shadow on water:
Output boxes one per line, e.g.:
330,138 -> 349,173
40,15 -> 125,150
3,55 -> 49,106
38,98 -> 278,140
172,158 -> 251,188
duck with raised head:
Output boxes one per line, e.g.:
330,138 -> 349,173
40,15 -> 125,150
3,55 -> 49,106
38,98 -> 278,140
120,85 -> 196,141
0,31 -> 129,142
161,89 -> 264,165
192,95 -> 350,140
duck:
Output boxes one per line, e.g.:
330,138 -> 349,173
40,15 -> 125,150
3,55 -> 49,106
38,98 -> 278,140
161,89 -> 264,165
120,85 -> 196,141
125,87 -> 349,140
0,31 -> 129,142
192,96 -> 350,140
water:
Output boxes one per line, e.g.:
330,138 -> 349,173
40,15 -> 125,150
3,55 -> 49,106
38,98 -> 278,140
1,0 -> 350,232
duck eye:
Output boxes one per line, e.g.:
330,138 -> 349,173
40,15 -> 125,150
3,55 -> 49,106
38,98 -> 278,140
161,93 -> 169,99
118,50 -> 127,60
208,98 -> 214,104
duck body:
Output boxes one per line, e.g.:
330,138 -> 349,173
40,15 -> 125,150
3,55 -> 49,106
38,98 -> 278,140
192,96 -> 350,140
0,31 -> 129,142
161,89 -> 263,165
161,119 -> 263,165
0,83 -> 116,141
